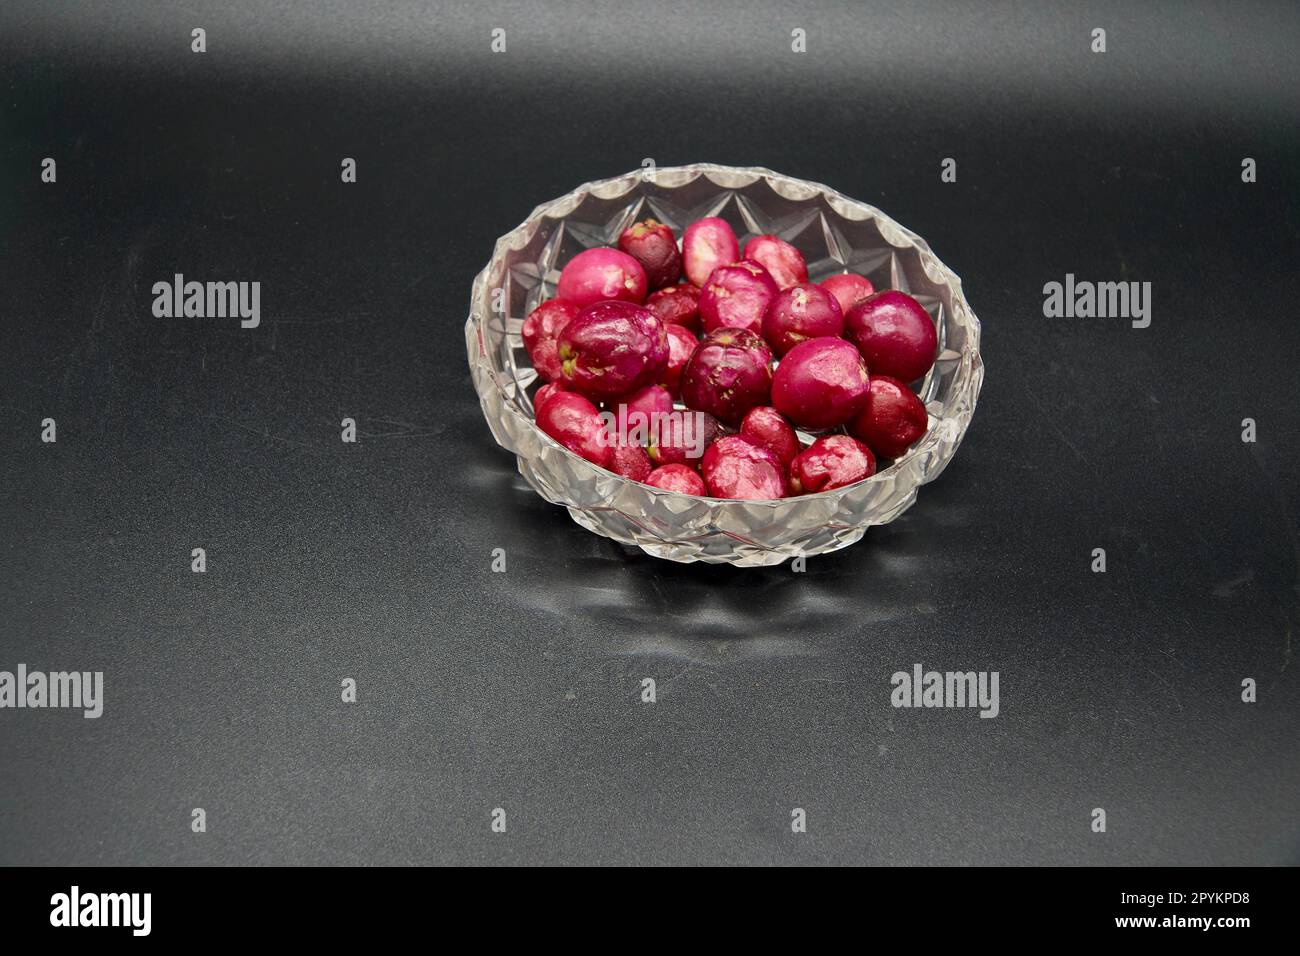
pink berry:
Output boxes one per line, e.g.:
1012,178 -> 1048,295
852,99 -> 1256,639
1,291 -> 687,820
617,219 -> 682,291
645,284 -> 701,332
844,290 -> 938,384
558,300 -> 669,400
738,406 -> 801,466
679,327 -> 774,426
536,391 -> 613,468
849,375 -> 929,460
770,337 -> 871,430
609,443 -> 653,481
820,273 -> 876,315
788,435 -> 876,494
761,282 -> 844,356
556,247 -> 648,309
644,463 -> 708,495
682,217 -> 740,287
699,259 -> 779,336
533,381 -> 568,413
661,323 -> 698,394
701,436 -> 786,500
743,234 -> 807,289
521,298 -> 579,382
610,384 -> 674,444
647,410 -> 723,467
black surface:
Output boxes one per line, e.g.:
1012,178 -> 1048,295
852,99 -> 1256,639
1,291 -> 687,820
1,1 -> 1297,865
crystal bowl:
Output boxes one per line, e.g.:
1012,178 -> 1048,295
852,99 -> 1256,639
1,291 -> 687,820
465,164 -> 983,566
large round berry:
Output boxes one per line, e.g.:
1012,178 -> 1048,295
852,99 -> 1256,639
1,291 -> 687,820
558,300 -> 669,400
644,463 -> 708,495
743,234 -> 807,289
701,436 -> 786,500
679,327 -> 773,426
761,282 -> 844,356
849,375 -> 929,460
738,406 -> 801,466
618,219 -> 682,290
699,260 -> 778,336
645,283 -> 702,332
788,435 -> 876,494
682,217 -> 740,287
521,298 -> 578,382
533,381 -> 568,414
820,273 -> 876,315
536,391 -> 612,468
844,290 -> 938,384
556,247 -> 648,309
770,337 -> 870,430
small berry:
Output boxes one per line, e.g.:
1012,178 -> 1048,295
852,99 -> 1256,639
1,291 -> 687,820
618,219 -> 682,290
558,300 -> 669,400
844,290 -> 938,384
556,247 -> 648,309
849,376 -> 929,460
761,281 -> 844,356
788,435 -> 876,493
645,284 -> 701,332
682,217 -> 740,287
679,327 -> 773,426
738,406 -> 801,466
521,298 -> 579,382
644,463 -> 708,495
701,436 -> 786,500
820,273 -> 876,315
743,234 -> 807,289
770,338 -> 870,430
699,259 -> 778,336
536,392 -> 613,468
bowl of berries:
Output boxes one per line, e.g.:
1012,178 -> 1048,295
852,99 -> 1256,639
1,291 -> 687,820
466,164 -> 983,566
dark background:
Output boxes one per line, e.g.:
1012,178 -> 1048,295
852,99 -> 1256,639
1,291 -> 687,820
1,1 -> 1297,865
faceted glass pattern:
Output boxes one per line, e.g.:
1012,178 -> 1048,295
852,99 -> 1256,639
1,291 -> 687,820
465,165 -> 984,566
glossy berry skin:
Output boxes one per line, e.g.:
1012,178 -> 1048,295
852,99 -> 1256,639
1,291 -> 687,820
770,337 -> 871,430
788,435 -> 876,494
701,436 -> 786,500
849,375 -> 929,460
644,463 -> 708,495
618,219 -> 682,291
609,443 -> 653,482
820,273 -> 876,315
645,284 -> 702,332
536,391 -> 613,468
699,260 -> 779,335
610,384 -> 674,443
679,327 -> 774,426
844,290 -> 938,384
521,298 -> 579,382
682,217 -> 740,287
558,300 -> 669,400
533,381 -> 567,413
661,323 -> 698,394
647,411 -> 723,467
738,406 -> 801,466
556,247 -> 648,309
743,234 -> 807,289
761,282 -> 844,356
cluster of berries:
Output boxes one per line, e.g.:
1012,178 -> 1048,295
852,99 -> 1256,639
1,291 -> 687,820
523,215 -> 936,500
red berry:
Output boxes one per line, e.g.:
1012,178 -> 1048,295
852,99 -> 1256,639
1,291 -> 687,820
558,300 -> 669,400
738,406 -> 801,466
788,435 -> 876,494
701,436 -> 786,500
521,298 -> 579,382
844,290 -> 938,384
536,391 -> 613,468
556,247 -> 648,309
761,281 -> 844,356
609,443 -> 653,481
679,327 -> 773,426
617,219 -> 682,291
647,410 -> 723,467
743,234 -> 807,289
699,259 -> 778,336
533,381 -> 568,413
644,463 -> 708,495
820,273 -> 876,315
645,284 -> 702,332
682,217 -> 740,287
609,384 -> 674,445
661,323 -> 698,394
849,376 -> 929,460
770,338 -> 871,430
